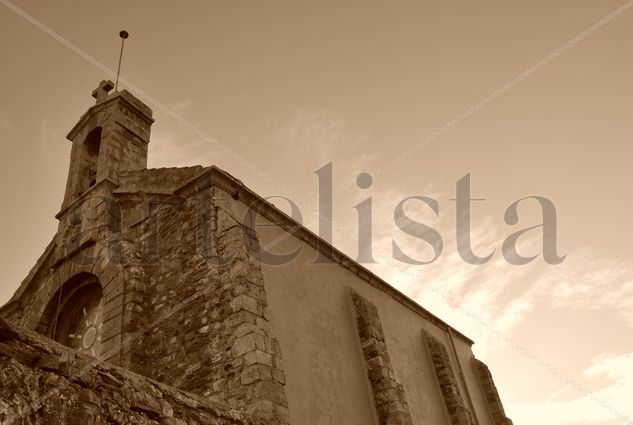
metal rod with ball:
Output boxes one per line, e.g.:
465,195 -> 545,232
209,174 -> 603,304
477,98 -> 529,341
115,30 -> 129,91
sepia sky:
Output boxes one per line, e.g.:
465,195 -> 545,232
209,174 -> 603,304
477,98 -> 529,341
1,1 -> 632,424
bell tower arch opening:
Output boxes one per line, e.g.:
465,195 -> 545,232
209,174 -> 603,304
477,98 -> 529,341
36,273 -> 104,358
79,126 -> 102,193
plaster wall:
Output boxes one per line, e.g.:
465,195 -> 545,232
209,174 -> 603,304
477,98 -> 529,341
248,207 -> 494,425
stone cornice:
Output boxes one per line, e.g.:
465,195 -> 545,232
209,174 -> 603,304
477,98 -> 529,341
66,90 -> 154,142
55,177 -> 119,220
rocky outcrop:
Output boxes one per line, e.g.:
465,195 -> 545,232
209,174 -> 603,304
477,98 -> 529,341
0,317 -> 259,425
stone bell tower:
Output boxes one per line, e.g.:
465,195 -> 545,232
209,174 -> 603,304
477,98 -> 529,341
39,81 -> 157,365
61,80 -> 154,208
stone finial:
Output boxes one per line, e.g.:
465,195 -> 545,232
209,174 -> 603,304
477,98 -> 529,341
91,80 -> 114,104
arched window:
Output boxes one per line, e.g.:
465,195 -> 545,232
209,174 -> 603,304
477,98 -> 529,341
79,127 -> 102,193
37,273 -> 104,358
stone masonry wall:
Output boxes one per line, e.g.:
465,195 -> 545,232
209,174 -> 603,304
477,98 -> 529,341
350,289 -> 414,425
0,317 -> 258,425
473,359 -> 513,425
118,177 -> 288,424
423,331 -> 475,425
212,186 -> 288,423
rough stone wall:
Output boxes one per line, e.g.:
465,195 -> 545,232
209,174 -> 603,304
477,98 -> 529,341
1,167 -> 290,424
349,290 -> 414,425
212,186 -> 288,423
117,177 -> 288,424
0,317 -> 258,425
96,112 -> 148,185
473,359 -> 513,425
424,331 -> 475,425
117,166 -> 207,193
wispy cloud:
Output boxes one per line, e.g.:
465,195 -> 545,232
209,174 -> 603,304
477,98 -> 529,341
479,247 -> 633,339
533,251 -> 633,324
369,204 -> 633,350
510,352 -> 633,425
271,106 -> 377,178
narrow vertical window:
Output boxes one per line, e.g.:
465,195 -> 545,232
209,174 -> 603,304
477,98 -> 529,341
84,127 -> 102,188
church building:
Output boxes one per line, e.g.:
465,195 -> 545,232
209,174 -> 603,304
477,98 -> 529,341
0,81 -> 513,425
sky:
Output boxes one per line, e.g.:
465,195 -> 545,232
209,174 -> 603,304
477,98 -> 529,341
0,1 -> 632,424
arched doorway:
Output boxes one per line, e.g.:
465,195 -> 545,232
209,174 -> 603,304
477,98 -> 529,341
37,273 -> 104,358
